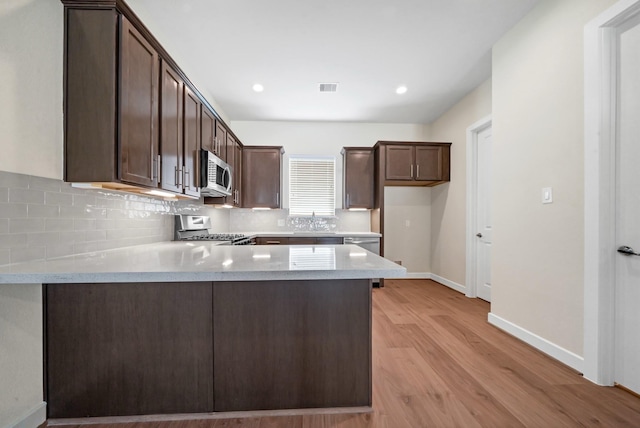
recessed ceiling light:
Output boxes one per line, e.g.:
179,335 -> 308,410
252,83 -> 264,92
396,85 -> 408,95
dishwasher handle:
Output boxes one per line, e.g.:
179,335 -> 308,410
344,237 -> 379,245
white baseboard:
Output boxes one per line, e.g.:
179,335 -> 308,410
428,273 -> 466,295
405,272 -> 431,279
488,313 -> 584,373
398,273 -> 467,295
8,402 -> 46,428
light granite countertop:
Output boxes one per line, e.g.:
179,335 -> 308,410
243,231 -> 382,238
0,242 -> 404,284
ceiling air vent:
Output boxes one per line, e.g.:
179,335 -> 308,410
319,82 -> 338,93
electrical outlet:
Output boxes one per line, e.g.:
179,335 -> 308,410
277,219 -> 285,227
405,220 -> 410,227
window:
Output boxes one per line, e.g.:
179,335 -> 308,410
289,156 -> 335,216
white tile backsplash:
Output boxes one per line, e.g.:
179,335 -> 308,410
229,208 -> 370,233
0,171 -> 369,265
0,170 -> 225,265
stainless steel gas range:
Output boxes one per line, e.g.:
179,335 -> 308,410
174,215 -> 255,245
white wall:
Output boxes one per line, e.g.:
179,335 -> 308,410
0,0 -> 64,180
384,187 -> 432,274
0,284 -> 44,428
428,79 -> 492,286
125,0 -> 230,124
491,0 -> 617,356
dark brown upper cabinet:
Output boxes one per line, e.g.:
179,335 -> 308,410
183,86 -> 201,197
201,107 -> 227,162
226,134 -> 242,207
203,133 -> 241,207
342,147 -> 374,209
161,63 -> 201,198
201,106 -> 216,154
215,121 -> 227,161
120,17 -> 159,187
384,145 -> 414,181
242,147 -> 284,209
160,62 -> 184,194
64,10 -> 160,189
381,142 -> 451,186
233,140 -> 243,207
61,0 -> 229,199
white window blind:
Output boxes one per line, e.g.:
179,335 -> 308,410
289,156 -> 335,216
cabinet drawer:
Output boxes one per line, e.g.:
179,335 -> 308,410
256,237 -> 290,245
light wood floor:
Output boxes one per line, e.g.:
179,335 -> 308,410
53,279 -> 640,427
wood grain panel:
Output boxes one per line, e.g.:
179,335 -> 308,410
160,62 -> 184,194
215,121 -> 227,160
120,16 -> 158,187
200,106 -> 215,153
242,147 -> 282,208
45,282 -> 213,418
255,237 -> 290,245
213,279 -> 371,411
384,145 -> 413,180
415,146 -> 442,181
183,86 -> 201,197
48,279 -> 640,427
343,148 -> 374,209
64,8 -> 118,182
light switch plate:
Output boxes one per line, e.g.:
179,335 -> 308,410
542,187 -> 553,204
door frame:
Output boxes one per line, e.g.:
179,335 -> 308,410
584,0 -> 640,386
465,115 -> 492,299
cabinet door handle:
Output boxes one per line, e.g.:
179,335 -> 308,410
410,164 -> 414,178
157,155 -> 161,184
276,192 -> 280,207
347,193 -> 350,207
152,155 -> 157,181
417,164 -> 420,178
174,166 -> 179,186
266,240 -> 281,244
184,169 -> 190,190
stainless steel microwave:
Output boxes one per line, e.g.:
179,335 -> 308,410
200,149 -> 232,197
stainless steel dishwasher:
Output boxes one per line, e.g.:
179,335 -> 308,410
343,236 -> 380,255
343,236 -> 381,286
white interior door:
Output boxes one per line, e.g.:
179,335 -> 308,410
614,14 -> 640,395
476,126 -> 492,302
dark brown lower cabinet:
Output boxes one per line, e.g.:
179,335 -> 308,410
213,279 -> 372,411
45,279 -> 372,417
45,282 -> 213,418
256,236 -> 343,245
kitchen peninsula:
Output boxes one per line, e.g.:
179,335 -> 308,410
0,243 -> 405,419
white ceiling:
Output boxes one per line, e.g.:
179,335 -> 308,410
127,0 -> 539,124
